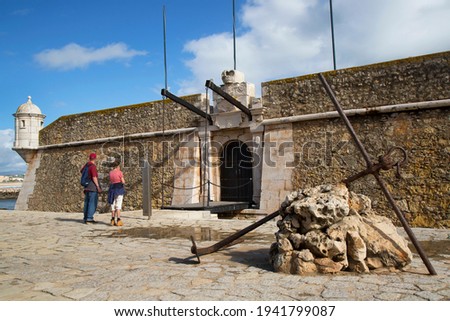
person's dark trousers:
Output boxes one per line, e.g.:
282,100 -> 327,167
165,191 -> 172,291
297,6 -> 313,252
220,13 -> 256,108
83,191 -> 98,222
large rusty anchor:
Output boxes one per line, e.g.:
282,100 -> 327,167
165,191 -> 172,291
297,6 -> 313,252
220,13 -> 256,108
190,210 -> 280,263
188,75 -> 437,276
318,73 -> 436,275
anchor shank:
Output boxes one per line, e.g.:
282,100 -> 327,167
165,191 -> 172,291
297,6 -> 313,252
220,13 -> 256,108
374,173 -> 437,275
318,73 -> 373,167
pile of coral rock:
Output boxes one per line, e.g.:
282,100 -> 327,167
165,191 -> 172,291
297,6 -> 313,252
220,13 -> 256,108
269,184 -> 413,274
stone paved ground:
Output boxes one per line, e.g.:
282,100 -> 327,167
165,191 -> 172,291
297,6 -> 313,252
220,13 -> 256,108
0,210 -> 448,301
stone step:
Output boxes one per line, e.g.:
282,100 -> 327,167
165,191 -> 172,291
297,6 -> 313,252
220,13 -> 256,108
128,209 -> 218,220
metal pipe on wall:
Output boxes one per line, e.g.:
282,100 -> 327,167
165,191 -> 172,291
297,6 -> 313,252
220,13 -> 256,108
260,99 -> 450,127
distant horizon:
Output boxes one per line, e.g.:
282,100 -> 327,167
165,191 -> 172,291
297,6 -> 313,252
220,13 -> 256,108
0,171 -> 25,176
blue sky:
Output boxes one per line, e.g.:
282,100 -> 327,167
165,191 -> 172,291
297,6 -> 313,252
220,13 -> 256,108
1,0 -> 449,175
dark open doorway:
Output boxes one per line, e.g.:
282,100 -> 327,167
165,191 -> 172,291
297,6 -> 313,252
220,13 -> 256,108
220,141 -> 253,203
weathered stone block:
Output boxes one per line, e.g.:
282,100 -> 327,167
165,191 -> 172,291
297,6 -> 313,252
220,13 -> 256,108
270,184 -> 413,275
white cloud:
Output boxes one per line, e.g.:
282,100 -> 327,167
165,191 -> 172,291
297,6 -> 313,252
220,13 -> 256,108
334,0 -> 450,66
179,0 -> 450,96
34,42 -> 147,70
0,129 -> 26,175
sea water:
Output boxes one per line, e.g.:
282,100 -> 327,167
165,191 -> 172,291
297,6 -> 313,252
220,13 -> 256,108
0,199 -> 16,210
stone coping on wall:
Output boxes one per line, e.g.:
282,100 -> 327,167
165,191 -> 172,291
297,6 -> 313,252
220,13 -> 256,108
44,94 -> 202,125
262,51 -> 450,87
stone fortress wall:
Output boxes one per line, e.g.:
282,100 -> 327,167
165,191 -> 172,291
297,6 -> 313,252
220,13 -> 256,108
27,95 -> 204,212
262,52 -> 449,117
260,51 -> 449,227
17,51 -> 449,227
39,94 -> 204,144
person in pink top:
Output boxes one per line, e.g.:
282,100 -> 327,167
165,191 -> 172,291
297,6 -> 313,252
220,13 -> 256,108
107,161 -> 126,226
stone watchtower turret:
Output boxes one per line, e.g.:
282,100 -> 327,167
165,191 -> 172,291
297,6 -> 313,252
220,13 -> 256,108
12,96 -> 45,163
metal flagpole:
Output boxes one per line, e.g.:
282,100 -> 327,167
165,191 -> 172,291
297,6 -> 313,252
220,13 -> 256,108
329,0 -> 337,70
232,0 -> 237,70
142,159 -> 152,219
161,5 -> 168,208
205,85 -> 210,207
202,87 -> 207,207
163,6 -> 168,91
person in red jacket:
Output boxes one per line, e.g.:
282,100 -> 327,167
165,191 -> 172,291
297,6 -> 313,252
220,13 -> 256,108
81,153 -> 102,224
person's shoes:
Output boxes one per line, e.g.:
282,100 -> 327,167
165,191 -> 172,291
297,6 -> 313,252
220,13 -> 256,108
116,219 -> 123,226
110,218 -> 116,226
85,220 -> 96,224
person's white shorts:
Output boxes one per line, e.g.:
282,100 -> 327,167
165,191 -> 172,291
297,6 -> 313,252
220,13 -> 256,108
111,195 -> 123,211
